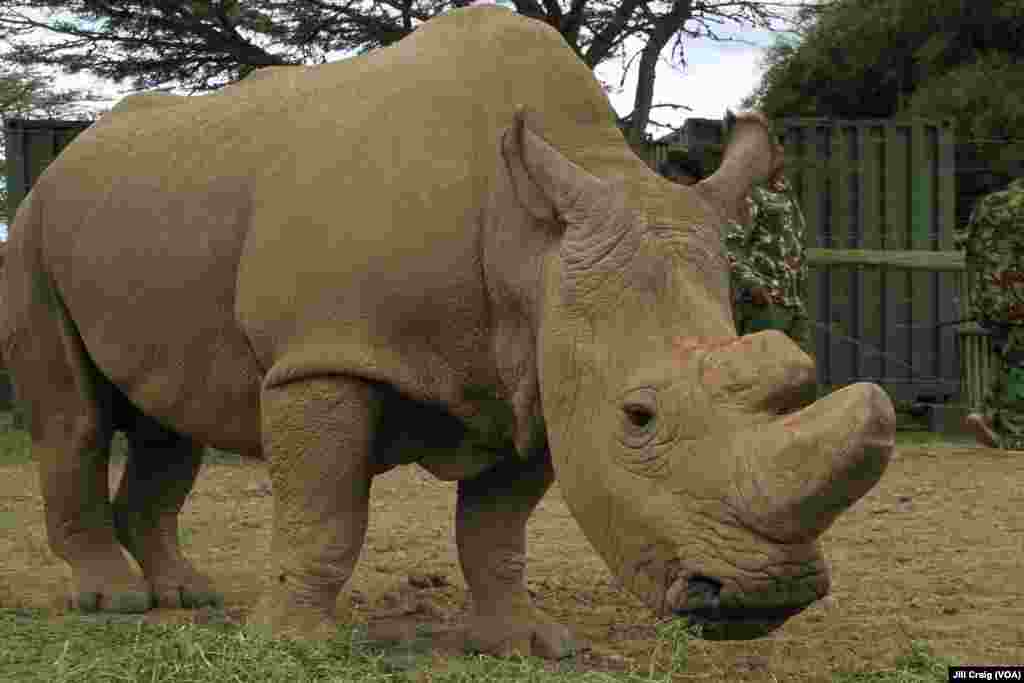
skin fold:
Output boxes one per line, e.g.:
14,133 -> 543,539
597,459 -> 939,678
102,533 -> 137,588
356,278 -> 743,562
0,6 -> 895,658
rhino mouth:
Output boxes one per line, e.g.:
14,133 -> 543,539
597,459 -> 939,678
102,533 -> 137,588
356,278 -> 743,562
668,575 -> 820,640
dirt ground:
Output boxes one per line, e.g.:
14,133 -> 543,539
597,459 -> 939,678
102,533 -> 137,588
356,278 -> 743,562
1,443 -> 1022,681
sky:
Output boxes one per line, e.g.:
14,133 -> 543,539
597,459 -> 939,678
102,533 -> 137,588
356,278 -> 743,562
594,27 -> 783,136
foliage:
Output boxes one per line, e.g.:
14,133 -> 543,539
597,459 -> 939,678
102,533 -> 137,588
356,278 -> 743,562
741,0 -> 1024,197
901,51 -> 1024,175
0,65 -> 98,119
0,0 -> 796,140
744,0 -> 1024,126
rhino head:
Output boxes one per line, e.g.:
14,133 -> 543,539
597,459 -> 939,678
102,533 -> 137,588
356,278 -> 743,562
491,108 -> 894,639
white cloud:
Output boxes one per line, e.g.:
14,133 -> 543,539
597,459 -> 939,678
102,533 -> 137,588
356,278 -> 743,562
597,35 -> 768,136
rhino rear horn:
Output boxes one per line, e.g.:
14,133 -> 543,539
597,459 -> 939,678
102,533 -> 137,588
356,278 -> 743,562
695,110 -> 781,222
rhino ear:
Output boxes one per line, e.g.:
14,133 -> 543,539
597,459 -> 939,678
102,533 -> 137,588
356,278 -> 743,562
501,106 -> 607,227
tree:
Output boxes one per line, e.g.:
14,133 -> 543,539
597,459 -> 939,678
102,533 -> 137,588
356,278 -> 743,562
0,0 -> 799,142
742,0 -> 1024,226
743,0 -> 1024,129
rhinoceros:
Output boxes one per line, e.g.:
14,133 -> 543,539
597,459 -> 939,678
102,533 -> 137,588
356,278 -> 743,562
1,5 -> 894,658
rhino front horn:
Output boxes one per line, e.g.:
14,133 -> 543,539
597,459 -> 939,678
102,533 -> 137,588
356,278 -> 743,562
732,382 -> 896,544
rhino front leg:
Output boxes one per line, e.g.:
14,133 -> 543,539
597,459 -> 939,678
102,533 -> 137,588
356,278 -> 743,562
250,375 -> 373,638
457,453 -> 577,659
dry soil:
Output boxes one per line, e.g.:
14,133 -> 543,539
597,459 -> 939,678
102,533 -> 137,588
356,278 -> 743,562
1,444 -> 1022,681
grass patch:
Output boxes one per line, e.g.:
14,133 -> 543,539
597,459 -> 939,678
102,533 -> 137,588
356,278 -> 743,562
0,608 -> 953,683
831,640 -> 955,682
894,431 -> 948,448
0,411 -> 32,466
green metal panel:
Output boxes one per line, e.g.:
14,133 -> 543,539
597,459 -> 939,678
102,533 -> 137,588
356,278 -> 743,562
859,123 -> 884,382
4,118 -> 93,220
910,124 -> 937,384
884,124 -> 912,390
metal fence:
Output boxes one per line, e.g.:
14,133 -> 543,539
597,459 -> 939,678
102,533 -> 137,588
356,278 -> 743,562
640,117 -> 962,404
783,118 -> 960,403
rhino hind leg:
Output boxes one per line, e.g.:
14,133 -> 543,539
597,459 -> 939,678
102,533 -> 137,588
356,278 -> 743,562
249,374 -> 374,637
112,411 -> 221,609
34,408 -> 153,613
457,453 -> 577,659
17,285 -> 151,613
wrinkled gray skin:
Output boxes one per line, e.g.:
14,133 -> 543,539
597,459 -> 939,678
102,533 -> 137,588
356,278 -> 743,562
0,7 -> 894,659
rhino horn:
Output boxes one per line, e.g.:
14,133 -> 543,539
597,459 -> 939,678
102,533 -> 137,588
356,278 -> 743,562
731,381 -> 895,544
694,110 -> 784,223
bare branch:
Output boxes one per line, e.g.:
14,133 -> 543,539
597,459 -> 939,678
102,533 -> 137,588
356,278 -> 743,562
0,0 -> 802,133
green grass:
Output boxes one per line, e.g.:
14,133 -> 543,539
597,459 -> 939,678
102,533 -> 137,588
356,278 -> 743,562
894,430 -> 949,448
0,412 -> 32,465
0,609 -> 955,683
830,640 -> 957,682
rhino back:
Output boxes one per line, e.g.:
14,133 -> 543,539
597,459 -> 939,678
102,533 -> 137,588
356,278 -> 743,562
27,6 -> 632,445
234,7 -> 634,407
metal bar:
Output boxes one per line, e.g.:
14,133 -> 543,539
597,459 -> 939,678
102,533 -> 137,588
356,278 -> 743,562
805,248 -> 964,270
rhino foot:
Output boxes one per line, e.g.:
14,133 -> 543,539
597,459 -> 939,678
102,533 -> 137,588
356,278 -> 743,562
69,561 -> 153,613
148,565 -> 223,609
465,611 -> 578,659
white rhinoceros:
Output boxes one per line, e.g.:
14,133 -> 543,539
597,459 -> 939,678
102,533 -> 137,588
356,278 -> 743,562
1,5 -> 894,658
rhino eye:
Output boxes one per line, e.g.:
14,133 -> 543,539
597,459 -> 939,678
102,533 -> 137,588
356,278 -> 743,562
624,405 -> 654,428
620,389 -> 657,447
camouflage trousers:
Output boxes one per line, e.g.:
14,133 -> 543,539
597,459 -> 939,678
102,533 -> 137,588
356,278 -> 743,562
979,324 -> 1024,450
733,301 -> 814,359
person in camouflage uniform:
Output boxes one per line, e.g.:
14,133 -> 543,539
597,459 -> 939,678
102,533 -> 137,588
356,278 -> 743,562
955,177 -> 1024,450
660,150 -> 812,356
726,177 -> 811,355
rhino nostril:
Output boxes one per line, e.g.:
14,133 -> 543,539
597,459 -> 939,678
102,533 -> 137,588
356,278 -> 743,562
686,575 -> 722,607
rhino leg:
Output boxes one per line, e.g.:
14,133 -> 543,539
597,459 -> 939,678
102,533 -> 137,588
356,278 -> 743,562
457,453 -> 577,659
34,413 -> 153,613
17,285 -> 152,613
250,375 -> 373,637
112,413 -> 221,609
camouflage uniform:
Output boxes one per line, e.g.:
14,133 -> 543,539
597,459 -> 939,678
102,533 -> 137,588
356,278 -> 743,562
954,177 -> 1024,449
726,179 -> 812,356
